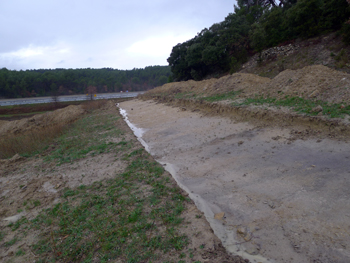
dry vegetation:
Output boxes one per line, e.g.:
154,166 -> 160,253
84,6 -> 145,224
0,100 -> 106,159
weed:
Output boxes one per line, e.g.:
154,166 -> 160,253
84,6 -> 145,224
45,114 -> 122,164
16,249 -> 25,256
238,96 -> 350,118
8,217 -> 28,231
200,91 -> 241,102
27,143 -> 189,262
33,200 -> 41,207
174,92 -> 196,99
5,237 -> 18,247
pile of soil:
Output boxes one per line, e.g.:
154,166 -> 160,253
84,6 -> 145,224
145,65 -> 350,105
0,105 -> 85,136
263,65 -> 350,103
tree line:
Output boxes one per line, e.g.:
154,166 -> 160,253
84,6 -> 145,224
167,0 -> 350,81
0,66 -> 172,99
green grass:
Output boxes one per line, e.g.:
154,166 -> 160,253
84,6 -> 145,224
200,90 -> 241,102
44,113 -> 125,164
0,111 -> 47,118
238,96 -> 350,118
174,92 -> 197,99
29,150 -> 189,262
3,107 -> 193,263
5,237 -> 18,247
16,249 -> 25,256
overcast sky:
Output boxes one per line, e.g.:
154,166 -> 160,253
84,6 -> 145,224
0,0 -> 236,71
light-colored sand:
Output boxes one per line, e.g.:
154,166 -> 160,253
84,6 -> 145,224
120,99 -> 350,263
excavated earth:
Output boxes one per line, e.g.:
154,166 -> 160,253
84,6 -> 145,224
119,65 -> 350,263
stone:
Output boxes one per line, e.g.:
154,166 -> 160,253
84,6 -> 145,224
237,226 -> 248,237
214,212 -> 225,220
245,247 -> 259,255
3,212 -> 26,223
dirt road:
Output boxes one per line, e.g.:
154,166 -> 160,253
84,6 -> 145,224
120,99 -> 350,263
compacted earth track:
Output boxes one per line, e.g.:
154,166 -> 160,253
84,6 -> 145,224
119,97 -> 350,263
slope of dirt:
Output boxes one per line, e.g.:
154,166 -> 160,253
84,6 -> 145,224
262,65 -> 350,103
145,65 -> 350,105
0,105 -> 85,136
141,65 -> 350,141
240,32 -> 350,79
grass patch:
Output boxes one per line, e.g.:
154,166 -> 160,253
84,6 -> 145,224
201,91 -> 241,102
0,100 -> 108,159
5,237 -> 18,247
44,113 -> 124,164
28,149 -> 189,262
174,92 -> 197,99
1,104 -> 196,262
0,111 -> 48,119
238,96 -> 350,118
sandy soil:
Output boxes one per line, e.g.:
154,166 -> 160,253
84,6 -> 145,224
144,65 -> 350,105
119,99 -> 350,263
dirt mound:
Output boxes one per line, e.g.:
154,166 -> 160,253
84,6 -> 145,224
145,65 -> 350,105
261,65 -> 350,103
0,105 -> 85,137
148,73 -> 270,97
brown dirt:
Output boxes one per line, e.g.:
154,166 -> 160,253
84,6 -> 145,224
0,101 -> 245,263
141,65 -> 350,141
0,104 -> 86,136
144,64 -> 350,105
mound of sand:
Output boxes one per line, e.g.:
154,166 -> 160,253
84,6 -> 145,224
145,65 -> 350,105
148,73 -> 271,98
0,105 -> 85,137
262,65 -> 350,103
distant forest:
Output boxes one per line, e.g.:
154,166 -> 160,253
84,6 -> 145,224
0,66 -> 171,99
167,0 -> 350,81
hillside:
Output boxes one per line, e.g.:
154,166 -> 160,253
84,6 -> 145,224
167,0 -> 350,82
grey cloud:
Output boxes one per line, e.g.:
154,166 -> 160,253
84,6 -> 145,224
0,0 -> 236,70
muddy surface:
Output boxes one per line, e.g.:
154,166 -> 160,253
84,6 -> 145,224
120,99 -> 350,263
